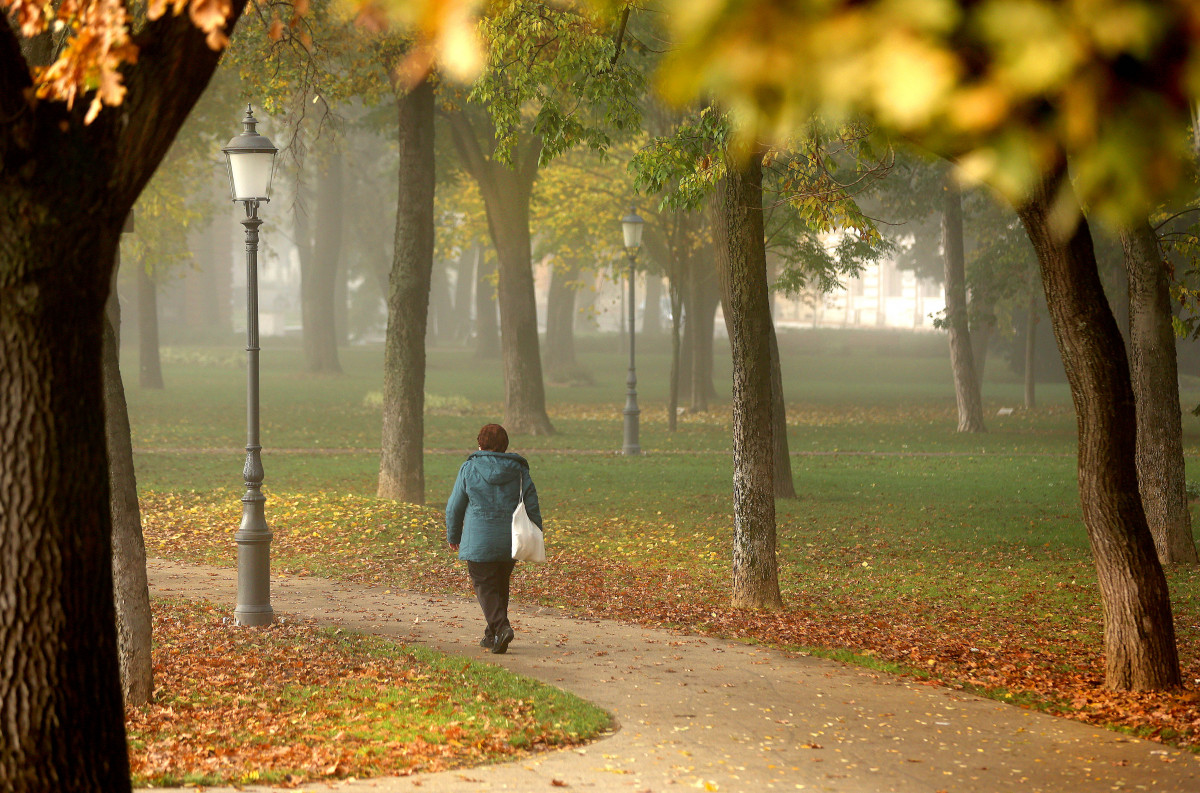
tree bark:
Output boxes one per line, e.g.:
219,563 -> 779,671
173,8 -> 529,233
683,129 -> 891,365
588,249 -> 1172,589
1,237 -> 131,791
1015,158 -> 1181,691
714,150 -> 784,610
768,324 -> 796,499
1024,281 -> 1038,410
474,248 -> 500,359
335,257 -> 349,344
1121,218 -> 1198,564
970,296 -> 998,383
942,174 -> 986,432
209,188 -> 234,335
686,256 -> 720,412
544,257 -> 590,384
311,150 -> 344,371
0,0 -> 245,783
452,247 -> 475,343
642,271 -> 663,338
298,151 -> 344,374
668,273 -> 683,431
104,262 -> 153,706
447,110 -> 554,435
427,258 -> 453,344
137,264 -> 164,389
663,211 -> 703,413
378,76 -> 436,505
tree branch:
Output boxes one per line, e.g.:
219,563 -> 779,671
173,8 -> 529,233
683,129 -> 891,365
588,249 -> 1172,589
108,0 -> 251,207
444,109 -> 490,183
0,20 -> 32,127
518,133 -> 544,189
610,7 -> 630,66
1153,207 -> 1200,232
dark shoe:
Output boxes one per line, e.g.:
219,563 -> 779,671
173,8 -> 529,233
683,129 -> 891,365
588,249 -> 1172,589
479,634 -> 494,649
491,626 -> 514,654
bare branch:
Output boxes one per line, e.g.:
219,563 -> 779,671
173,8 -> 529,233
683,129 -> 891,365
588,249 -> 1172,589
1153,207 -> 1200,232
610,6 -> 630,66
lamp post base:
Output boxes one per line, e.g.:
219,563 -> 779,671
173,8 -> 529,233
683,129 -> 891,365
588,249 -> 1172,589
234,605 -> 274,627
622,405 -> 641,456
234,530 -> 273,626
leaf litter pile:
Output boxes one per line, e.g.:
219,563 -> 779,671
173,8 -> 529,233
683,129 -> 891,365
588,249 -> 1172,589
127,599 -> 608,788
142,489 -> 1200,756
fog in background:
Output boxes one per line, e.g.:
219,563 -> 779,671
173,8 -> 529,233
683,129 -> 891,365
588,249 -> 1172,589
114,78 -> 1200,399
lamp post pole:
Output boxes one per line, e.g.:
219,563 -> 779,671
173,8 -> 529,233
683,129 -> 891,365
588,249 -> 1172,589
223,105 -> 277,627
623,247 -> 641,455
235,199 -> 273,626
620,208 -> 644,456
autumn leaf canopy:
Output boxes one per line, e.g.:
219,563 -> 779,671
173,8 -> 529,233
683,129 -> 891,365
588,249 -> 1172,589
4,0 -> 233,122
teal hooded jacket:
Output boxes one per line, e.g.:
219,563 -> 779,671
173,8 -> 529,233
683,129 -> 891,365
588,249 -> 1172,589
445,451 -> 543,562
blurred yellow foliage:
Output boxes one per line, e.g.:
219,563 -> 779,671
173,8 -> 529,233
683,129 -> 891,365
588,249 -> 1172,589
650,0 -> 1200,222
10,0 -> 1199,221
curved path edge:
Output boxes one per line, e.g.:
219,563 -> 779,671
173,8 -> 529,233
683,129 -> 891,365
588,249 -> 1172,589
147,559 -> 1200,793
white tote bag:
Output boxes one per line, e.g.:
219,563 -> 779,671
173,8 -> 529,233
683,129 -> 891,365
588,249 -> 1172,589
511,474 -> 545,562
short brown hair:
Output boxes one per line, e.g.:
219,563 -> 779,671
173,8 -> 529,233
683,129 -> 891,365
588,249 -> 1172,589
477,424 -> 509,452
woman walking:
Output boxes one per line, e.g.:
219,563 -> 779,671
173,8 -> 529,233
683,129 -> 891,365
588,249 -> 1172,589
446,424 -> 543,654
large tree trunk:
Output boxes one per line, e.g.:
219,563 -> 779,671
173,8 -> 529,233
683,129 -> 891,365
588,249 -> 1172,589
1,235 -> 132,791
768,324 -> 796,499
1121,219 -> 1198,564
687,257 -> 721,412
452,247 -> 475,343
1015,159 -> 1180,691
668,273 -> 683,431
942,174 -> 986,432
427,258 -> 453,344
378,77 -> 436,504
714,151 -> 783,611
679,302 -> 694,405
0,5 -> 246,786
335,259 -> 349,344
474,248 -> 500,358
642,271 -> 663,338
1024,280 -> 1038,410
489,175 -> 554,434
970,296 -> 998,383
448,112 -> 554,435
311,150 -> 344,371
544,257 -> 590,384
137,264 -> 164,389
104,262 -> 153,706
207,186 -> 235,335
298,151 -> 344,374
646,204 -> 697,428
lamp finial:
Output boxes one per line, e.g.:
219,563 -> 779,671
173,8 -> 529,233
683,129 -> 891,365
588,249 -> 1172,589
242,104 -> 258,134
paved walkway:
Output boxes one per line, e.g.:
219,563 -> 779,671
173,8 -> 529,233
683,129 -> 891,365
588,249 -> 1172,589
149,560 -> 1200,792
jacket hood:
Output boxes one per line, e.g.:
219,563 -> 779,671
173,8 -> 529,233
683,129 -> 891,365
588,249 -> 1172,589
467,451 -> 529,485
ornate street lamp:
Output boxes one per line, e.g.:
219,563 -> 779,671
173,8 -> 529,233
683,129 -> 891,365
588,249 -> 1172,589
620,208 -> 644,456
222,105 -> 278,626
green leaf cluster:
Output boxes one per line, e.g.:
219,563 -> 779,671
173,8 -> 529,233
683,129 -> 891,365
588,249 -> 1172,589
632,107 -> 890,294
467,0 -> 644,166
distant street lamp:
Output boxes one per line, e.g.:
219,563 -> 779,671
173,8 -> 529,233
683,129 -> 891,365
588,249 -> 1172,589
222,105 -> 278,627
620,208 -> 644,456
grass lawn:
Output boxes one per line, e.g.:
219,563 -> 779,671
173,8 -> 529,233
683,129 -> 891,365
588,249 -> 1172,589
128,599 -> 610,787
128,328 -> 1200,755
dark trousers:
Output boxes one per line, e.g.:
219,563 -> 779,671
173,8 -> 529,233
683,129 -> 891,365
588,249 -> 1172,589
467,559 -> 516,639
